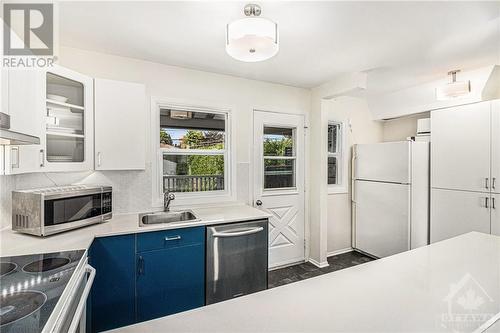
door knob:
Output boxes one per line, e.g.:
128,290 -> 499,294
255,200 -> 263,206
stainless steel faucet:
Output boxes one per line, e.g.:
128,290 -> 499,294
164,191 -> 175,212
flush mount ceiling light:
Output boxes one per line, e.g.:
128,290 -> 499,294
436,70 -> 471,100
226,4 -> 279,62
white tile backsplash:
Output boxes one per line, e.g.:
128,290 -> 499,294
0,164 -> 154,228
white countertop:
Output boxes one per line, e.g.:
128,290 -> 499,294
0,204 -> 271,257
111,232 -> 500,333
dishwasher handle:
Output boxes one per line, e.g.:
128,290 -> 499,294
212,227 -> 264,238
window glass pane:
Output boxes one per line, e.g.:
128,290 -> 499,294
264,159 -> 295,189
328,124 -> 339,154
328,156 -> 338,185
263,127 -> 294,157
160,109 -> 225,149
163,154 -> 224,192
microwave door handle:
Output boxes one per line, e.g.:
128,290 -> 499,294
212,227 -> 264,238
67,264 -> 96,333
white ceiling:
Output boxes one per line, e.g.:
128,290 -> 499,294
59,1 -> 500,89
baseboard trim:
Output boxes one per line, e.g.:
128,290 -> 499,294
308,258 -> 329,268
327,247 -> 353,257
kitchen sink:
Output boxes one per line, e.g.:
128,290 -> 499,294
139,210 -> 199,226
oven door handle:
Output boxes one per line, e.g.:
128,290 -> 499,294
67,264 -> 96,333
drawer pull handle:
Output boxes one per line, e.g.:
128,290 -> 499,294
165,235 -> 181,241
493,198 -> 496,210
485,178 -> 489,190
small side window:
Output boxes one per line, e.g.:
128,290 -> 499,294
327,122 -> 342,186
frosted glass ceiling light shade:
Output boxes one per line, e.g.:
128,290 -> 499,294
436,70 -> 471,100
226,4 -> 279,62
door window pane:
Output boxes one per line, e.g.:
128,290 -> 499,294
263,127 -> 294,157
328,156 -> 337,185
160,110 -> 225,150
264,159 -> 295,189
163,154 -> 224,192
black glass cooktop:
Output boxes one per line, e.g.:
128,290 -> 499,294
0,250 -> 85,333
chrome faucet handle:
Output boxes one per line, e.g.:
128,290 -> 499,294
164,191 -> 176,211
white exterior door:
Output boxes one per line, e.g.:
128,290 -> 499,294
431,188 -> 491,243
253,111 -> 305,268
431,102 -> 491,192
492,100 -> 499,193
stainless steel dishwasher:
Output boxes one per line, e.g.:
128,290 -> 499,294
206,219 -> 268,304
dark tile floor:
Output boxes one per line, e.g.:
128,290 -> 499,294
268,251 -> 375,288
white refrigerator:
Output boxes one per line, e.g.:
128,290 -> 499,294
352,141 -> 430,258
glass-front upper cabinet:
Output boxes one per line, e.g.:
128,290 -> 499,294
42,66 -> 93,172
4,65 -> 93,174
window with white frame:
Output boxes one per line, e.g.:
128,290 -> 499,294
327,122 -> 343,186
159,108 -> 228,194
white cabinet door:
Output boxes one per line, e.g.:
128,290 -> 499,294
431,102 -> 491,192
1,69 -> 8,115
492,99 -> 500,194
94,78 -> 145,170
431,188 -> 491,243
8,70 -> 44,135
492,193 -> 499,236
4,70 -> 44,175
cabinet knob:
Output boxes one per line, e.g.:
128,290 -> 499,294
255,200 -> 263,206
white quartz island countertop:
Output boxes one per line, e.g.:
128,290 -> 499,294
110,232 -> 500,333
0,204 -> 271,257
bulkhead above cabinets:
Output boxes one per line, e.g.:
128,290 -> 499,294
1,65 -> 146,175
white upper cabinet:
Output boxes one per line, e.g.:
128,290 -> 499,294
1,69 -> 8,116
94,78 -> 146,170
4,66 -> 94,174
431,188 -> 491,243
4,70 -> 44,175
42,66 -> 94,172
431,101 -> 491,192
492,100 -> 500,194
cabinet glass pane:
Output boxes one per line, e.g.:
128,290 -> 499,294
46,73 -> 84,107
263,127 -> 293,157
160,109 -> 225,150
328,156 -> 338,185
46,72 -> 85,163
46,135 -> 84,162
163,154 -> 224,192
264,159 -> 295,189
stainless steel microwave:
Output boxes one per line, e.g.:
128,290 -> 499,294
12,185 -> 112,236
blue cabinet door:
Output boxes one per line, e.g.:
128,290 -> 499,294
89,235 -> 136,332
136,243 -> 205,322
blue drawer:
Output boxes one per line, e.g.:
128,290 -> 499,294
137,226 -> 204,252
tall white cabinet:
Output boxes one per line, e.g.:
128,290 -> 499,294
431,100 -> 500,242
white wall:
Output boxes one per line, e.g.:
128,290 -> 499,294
324,97 -> 383,254
382,112 -> 430,142
0,46 -> 310,227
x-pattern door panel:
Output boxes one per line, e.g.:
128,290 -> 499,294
253,111 -> 305,268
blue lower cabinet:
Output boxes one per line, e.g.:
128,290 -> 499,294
136,228 -> 205,323
89,234 -> 136,332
